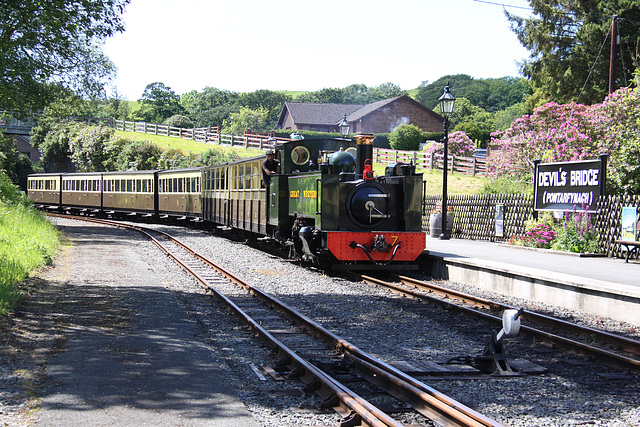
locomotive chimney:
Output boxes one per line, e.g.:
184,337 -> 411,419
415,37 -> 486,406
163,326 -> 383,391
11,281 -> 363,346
355,134 -> 374,180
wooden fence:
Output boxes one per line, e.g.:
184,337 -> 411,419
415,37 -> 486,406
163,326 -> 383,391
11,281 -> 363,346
114,119 -> 487,176
114,120 -> 290,149
375,148 -> 487,176
423,192 -> 640,260
596,195 -> 640,259
423,193 -> 533,241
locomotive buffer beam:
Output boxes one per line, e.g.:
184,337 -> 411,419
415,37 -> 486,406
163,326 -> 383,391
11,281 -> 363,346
348,235 -> 402,266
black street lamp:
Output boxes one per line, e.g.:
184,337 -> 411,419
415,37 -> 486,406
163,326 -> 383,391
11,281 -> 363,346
339,114 -> 350,138
438,83 -> 455,240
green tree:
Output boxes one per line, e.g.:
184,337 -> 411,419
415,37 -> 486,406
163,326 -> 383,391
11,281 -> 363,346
221,107 -> 268,135
68,125 -> 117,172
389,124 -> 424,151
135,82 -> 185,123
116,140 -> 162,171
370,82 -> 407,100
0,135 -> 35,189
180,87 -> 239,127
163,115 -> 194,128
238,90 -> 290,128
417,75 -> 530,111
31,120 -> 81,172
0,0 -> 129,112
507,0 -> 640,104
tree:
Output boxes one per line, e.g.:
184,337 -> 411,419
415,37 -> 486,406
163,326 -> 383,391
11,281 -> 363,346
116,140 -> 162,171
237,90 -> 290,128
221,107 -> 268,135
389,124 -> 424,151
0,135 -> 35,189
416,75 -> 530,111
135,82 -> 185,123
163,115 -> 194,128
0,0 -> 129,112
370,82 -> 407,100
507,0 -> 640,104
69,125 -> 117,172
180,87 -> 239,127
31,120 -> 81,172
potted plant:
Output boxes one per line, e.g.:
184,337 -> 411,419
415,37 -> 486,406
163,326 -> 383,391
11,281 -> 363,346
429,205 -> 454,237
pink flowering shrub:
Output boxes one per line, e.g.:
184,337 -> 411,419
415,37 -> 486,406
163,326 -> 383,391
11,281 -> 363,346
488,102 -> 599,178
488,83 -> 640,194
425,131 -> 476,157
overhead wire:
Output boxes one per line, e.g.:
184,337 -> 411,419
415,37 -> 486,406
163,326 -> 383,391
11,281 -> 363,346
577,23 -> 613,103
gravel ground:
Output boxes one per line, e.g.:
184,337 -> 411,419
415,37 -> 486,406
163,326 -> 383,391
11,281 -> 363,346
1,218 -> 639,426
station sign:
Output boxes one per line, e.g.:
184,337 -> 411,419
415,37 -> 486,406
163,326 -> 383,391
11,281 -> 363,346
533,156 -> 607,213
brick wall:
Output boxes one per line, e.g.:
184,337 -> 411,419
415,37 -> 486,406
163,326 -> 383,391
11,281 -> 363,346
360,98 -> 443,134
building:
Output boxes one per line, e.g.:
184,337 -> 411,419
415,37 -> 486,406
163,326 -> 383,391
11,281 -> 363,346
276,95 -> 444,135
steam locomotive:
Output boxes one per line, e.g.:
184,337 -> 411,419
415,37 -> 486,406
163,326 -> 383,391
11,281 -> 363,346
27,136 -> 426,270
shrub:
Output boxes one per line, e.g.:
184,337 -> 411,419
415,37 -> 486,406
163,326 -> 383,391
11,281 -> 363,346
163,114 -> 194,128
116,140 -> 162,170
389,124 -> 424,151
552,205 -> 600,253
425,131 -> 476,157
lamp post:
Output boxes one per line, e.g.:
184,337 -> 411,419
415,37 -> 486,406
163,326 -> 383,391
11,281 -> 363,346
438,83 -> 455,240
339,114 -> 350,138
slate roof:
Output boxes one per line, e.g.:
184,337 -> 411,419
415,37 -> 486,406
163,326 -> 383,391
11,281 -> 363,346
278,95 -> 441,128
281,102 -> 364,126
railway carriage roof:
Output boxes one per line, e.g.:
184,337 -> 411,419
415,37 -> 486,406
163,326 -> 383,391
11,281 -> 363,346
157,167 -> 204,175
102,170 -> 159,176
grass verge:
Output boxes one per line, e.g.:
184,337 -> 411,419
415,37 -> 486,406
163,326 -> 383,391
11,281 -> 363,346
0,177 -> 60,316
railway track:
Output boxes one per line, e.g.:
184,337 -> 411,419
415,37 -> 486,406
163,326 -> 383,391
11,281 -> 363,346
48,214 -> 503,427
361,274 -> 640,372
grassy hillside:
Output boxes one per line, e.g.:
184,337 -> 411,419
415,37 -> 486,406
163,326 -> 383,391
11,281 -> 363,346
115,130 -> 263,158
116,130 -> 491,195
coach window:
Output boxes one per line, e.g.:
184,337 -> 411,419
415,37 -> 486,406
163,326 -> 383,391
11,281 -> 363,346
126,179 -> 132,192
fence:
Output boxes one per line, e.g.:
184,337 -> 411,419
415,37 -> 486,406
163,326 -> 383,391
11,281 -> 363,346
114,120 -> 290,149
596,195 -> 640,258
114,119 -> 488,177
375,147 -> 487,176
423,193 -> 533,241
423,191 -> 640,260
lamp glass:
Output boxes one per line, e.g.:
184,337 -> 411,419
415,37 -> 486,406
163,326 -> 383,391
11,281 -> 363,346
438,85 -> 456,116
339,114 -> 350,138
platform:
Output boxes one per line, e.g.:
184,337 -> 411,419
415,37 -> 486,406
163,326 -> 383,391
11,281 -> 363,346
424,236 -> 640,326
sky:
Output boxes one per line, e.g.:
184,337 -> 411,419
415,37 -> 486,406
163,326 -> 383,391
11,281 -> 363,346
103,0 -> 535,101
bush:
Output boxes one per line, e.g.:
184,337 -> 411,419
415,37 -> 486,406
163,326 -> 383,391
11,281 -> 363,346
511,212 -> 557,248
0,171 -> 27,205
163,114 -> 194,128
425,131 -> 476,157
117,140 -> 162,170
389,124 -> 424,151
551,205 -> 600,253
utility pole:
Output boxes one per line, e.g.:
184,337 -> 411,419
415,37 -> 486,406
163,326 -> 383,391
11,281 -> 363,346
609,15 -> 618,94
